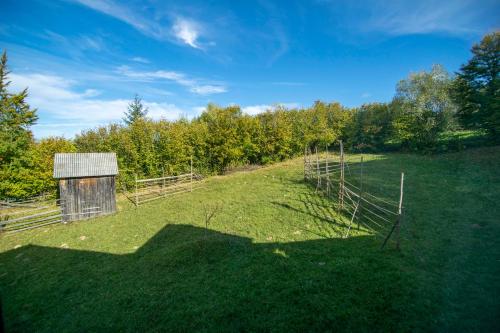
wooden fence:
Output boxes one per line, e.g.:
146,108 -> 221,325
0,198 -> 64,233
304,141 -> 405,249
132,171 -> 203,206
0,198 -> 105,233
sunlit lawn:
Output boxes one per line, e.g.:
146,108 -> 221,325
1,146 -> 499,332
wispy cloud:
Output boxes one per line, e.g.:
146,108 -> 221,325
271,81 -> 306,86
131,56 -> 150,64
40,30 -> 108,58
315,0 -> 499,42
172,18 -> 201,49
117,66 -> 227,95
73,0 -> 212,50
321,0 -> 497,37
361,92 -> 372,99
73,0 -> 167,39
190,85 -> 226,95
366,1 -> 483,35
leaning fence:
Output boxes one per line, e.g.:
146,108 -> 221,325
0,198 -> 64,233
1,197 -> 105,233
304,141 -> 405,249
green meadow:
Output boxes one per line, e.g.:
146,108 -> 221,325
1,147 -> 499,332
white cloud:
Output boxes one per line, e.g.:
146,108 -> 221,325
172,18 -> 201,49
361,92 -> 372,99
189,85 -> 226,95
117,66 -> 227,95
9,72 -> 187,137
192,106 -> 207,116
242,104 -> 272,116
242,103 -> 299,116
131,57 -> 150,64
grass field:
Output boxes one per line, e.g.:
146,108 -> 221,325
1,146 -> 499,332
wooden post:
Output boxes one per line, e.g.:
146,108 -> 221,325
315,146 -> 321,191
381,172 -> 405,250
304,145 -> 306,180
162,167 -> 165,197
303,145 -> 307,180
338,140 -> 344,209
396,172 -> 404,250
190,156 -> 193,192
308,147 -> 312,180
357,156 -> 364,230
134,174 -> 138,207
325,144 -> 329,196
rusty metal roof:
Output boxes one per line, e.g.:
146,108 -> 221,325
53,153 -> 118,178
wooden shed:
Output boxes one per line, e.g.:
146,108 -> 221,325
53,153 -> 119,222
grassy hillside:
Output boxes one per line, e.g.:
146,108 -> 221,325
1,147 -> 499,332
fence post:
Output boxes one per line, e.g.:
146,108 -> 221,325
134,174 -> 138,207
307,147 -> 312,180
304,145 -> 307,180
381,172 -> 405,250
315,146 -> 321,192
338,140 -> 344,209
357,156 -> 364,230
162,167 -> 166,197
190,156 -> 193,192
325,144 -> 330,196
396,172 -> 404,250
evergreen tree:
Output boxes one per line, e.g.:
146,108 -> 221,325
123,94 -> 148,125
452,32 -> 499,138
0,50 -> 38,166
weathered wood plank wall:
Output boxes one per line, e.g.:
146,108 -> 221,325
59,176 -> 116,222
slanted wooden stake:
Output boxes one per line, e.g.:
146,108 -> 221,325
396,172 -> 404,250
381,172 -> 405,250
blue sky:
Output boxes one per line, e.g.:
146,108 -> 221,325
0,0 -> 498,138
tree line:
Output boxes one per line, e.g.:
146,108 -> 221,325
0,32 -> 498,199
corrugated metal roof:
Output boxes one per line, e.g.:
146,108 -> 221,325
53,153 -> 118,178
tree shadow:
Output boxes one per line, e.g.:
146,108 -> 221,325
0,224 -> 412,332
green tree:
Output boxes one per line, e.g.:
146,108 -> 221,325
123,94 -> 148,125
0,137 -> 76,199
391,64 -> 456,151
347,103 -> 394,152
198,104 -> 243,173
258,107 -> 293,163
0,50 -> 38,166
452,32 -> 500,138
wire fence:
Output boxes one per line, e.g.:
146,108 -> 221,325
304,141 -> 405,249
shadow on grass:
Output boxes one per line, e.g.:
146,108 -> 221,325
0,224 -> 413,332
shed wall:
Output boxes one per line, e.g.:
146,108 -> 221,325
59,176 -> 116,222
